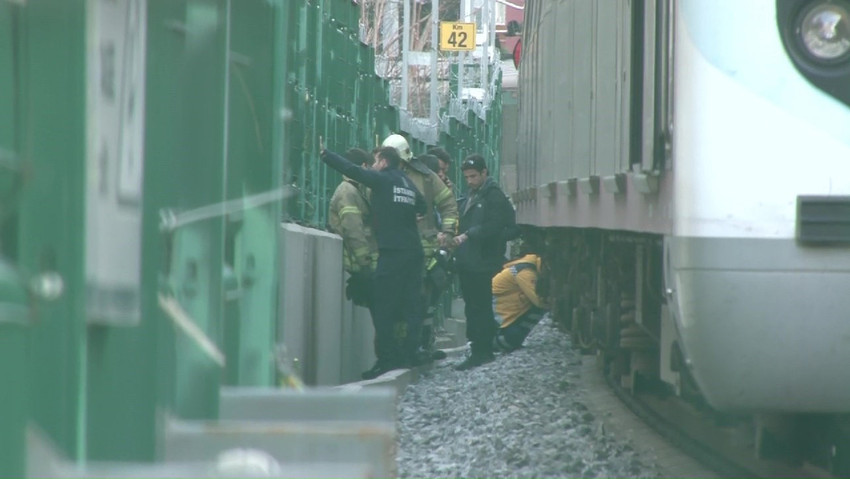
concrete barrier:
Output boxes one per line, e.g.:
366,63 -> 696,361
164,387 -> 397,477
278,223 -> 376,386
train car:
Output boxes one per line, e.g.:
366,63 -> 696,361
514,0 -> 850,470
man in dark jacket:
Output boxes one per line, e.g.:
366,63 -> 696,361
321,142 -> 426,379
452,154 -> 516,370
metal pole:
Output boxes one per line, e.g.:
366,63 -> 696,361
457,0 -> 467,102
402,0 -> 410,112
489,0 -> 497,91
430,0 -> 439,125
480,0 -> 488,90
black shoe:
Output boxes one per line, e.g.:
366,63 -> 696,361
361,361 -> 398,380
407,348 -> 433,367
431,350 -> 448,360
453,352 -> 495,371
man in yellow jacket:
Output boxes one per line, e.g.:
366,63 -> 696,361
492,229 -> 548,352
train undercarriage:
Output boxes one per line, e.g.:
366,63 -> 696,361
540,227 -> 850,477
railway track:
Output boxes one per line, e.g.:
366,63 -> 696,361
595,357 -> 835,478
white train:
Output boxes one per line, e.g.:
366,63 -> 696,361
513,0 -> 850,468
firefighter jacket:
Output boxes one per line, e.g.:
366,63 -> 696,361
401,158 -> 459,263
321,149 -> 425,251
329,178 -> 377,274
492,254 -> 545,329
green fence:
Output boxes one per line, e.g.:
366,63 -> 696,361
0,0 -> 501,474
283,0 -> 502,228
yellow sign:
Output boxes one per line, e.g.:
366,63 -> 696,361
439,22 -> 476,51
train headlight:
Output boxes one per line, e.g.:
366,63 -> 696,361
797,2 -> 850,63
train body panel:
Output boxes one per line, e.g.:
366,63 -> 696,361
668,1 -> 850,413
668,236 -> 850,412
674,0 -> 850,239
517,0 -> 850,415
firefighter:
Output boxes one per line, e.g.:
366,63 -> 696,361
321,141 -> 426,379
382,134 -> 459,359
328,148 -> 378,307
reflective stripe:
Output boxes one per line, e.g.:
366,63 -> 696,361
435,187 -> 453,203
426,256 -> 437,270
339,206 -> 362,217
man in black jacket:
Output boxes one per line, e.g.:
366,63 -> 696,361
321,142 -> 426,379
452,154 -> 516,371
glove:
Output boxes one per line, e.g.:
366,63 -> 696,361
346,270 -> 373,307
427,249 -> 454,293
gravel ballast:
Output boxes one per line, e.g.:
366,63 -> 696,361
396,316 -> 661,478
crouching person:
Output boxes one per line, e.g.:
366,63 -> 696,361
492,227 -> 548,352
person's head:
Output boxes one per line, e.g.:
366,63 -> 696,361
517,226 -> 544,255
345,148 -> 374,168
427,147 -> 452,178
418,154 -> 441,175
381,134 -> 413,162
374,146 -> 403,171
461,154 -> 488,190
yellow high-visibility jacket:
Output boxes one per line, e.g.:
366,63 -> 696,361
492,254 -> 544,328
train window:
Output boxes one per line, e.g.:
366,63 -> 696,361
633,0 -> 674,172
658,0 -> 674,171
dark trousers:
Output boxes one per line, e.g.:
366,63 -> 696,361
494,307 -> 546,352
371,247 -> 424,364
458,269 -> 498,356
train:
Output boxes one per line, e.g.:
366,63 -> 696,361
513,0 -> 850,472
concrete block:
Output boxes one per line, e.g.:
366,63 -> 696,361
312,230 -> 345,385
279,223 -> 316,383
219,386 -> 396,423
167,388 -> 396,477
340,303 -> 377,383
164,417 -> 395,478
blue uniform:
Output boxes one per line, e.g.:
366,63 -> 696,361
321,150 -> 426,368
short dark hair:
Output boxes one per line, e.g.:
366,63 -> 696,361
345,148 -> 374,167
518,225 -> 544,255
427,147 -> 451,165
418,154 -> 441,174
461,154 -> 487,172
376,146 -> 403,169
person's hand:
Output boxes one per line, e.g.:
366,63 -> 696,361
318,135 -> 325,153
439,173 -> 453,189
453,233 -> 468,246
437,232 -> 448,246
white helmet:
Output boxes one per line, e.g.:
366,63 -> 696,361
381,134 -> 413,161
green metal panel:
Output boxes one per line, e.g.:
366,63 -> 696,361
0,2 -> 21,259
167,0 -> 229,419
83,0 -> 157,461
0,317 -> 27,478
0,257 -> 29,478
143,0 -> 229,423
142,0 -> 190,432
225,0 -> 284,386
17,0 -> 88,462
